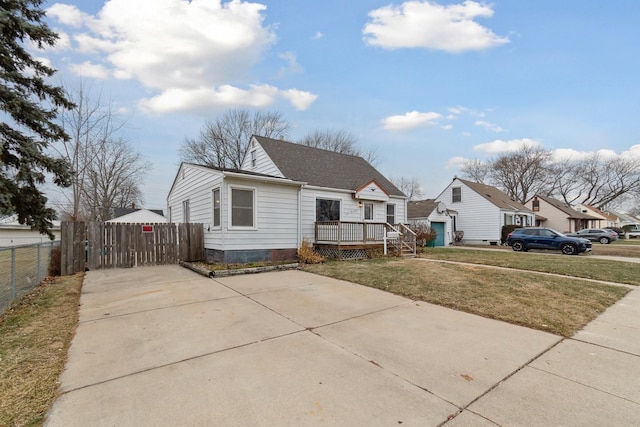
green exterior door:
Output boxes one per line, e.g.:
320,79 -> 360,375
432,222 -> 445,246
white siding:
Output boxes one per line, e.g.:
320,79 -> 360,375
217,177 -> 299,250
240,138 -> 284,177
435,180 -> 501,242
168,164 -> 300,251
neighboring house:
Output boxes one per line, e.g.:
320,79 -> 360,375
573,204 -> 620,228
525,195 -> 598,233
107,208 -> 167,223
611,210 -> 640,226
0,215 -> 60,247
167,135 -> 408,262
407,199 -> 453,246
434,178 -> 534,245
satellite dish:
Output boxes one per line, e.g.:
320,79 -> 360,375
436,201 -> 447,214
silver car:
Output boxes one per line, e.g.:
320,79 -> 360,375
566,228 -> 619,244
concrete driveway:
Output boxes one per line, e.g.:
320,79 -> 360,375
46,265 -> 640,426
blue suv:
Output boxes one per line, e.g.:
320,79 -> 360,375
506,227 -> 592,255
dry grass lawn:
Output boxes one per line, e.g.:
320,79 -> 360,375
303,258 -> 630,337
0,274 -> 83,427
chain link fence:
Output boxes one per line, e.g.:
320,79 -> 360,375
0,241 -> 58,315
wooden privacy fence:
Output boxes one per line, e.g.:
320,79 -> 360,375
61,222 -> 204,275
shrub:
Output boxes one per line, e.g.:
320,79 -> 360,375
408,223 -> 437,246
298,238 -> 324,264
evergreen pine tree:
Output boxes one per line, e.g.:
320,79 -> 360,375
0,0 -> 74,238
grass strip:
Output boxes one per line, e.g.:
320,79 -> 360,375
0,274 -> 83,427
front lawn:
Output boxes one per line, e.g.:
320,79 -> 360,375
302,257 -> 630,337
419,248 -> 640,285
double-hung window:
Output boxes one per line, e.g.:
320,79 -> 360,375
231,188 -> 254,227
452,187 -> 462,203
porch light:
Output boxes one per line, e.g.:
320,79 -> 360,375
358,201 -> 363,208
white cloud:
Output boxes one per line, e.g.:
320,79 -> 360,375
551,147 -> 638,162
475,120 -> 505,132
47,3 -> 90,27
48,0 -> 318,113
281,89 -> 318,110
445,156 -> 468,169
313,32 -> 324,40
69,61 -> 111,79
278,51 -> 303,77
140,85 -> 317,114
473,138 -> 541,154
363,1 -> 509,52
441,124 -> 453,130
382,110 -> 441,130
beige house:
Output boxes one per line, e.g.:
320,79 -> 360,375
525,195 -> 598,233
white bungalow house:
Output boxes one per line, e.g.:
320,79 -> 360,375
573,204 -> 619,228
167,135 -> 410,262
107,208 -> 167,224
434,177 -> 535,245
0,215 -> 61,247
407,199 -> 453,246
524,195 -> 598,233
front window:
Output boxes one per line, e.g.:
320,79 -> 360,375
532,199 -> 540,211
231,188 -> 254,227
316,199 -> 340,221
212,188 -> 220,227
386,204 -> 395,224
452,187 -> 461,203
250,150 -> 256,168
364,202 -> 373,221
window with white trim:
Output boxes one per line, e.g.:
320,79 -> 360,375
231,188 -> 254,227
250,150 -> 256,168
316,199 -> 340,221
386,204 -> 395,224
452,187 -> 461,203
364,202 -> 374,221
212,188 -> 220,227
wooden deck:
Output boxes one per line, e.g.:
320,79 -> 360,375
313,221 -> 416,258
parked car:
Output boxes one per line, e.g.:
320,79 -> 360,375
506,227 -> 592,255
604,227 -> 625,238
565,228 -> 619,244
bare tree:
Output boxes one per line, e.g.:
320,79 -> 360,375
489,144 -> 555,204
53,80 -> 126,220
460,159 -> 490,184
180,109 -> 291,169
297,129 -> 379,165
82,139 -> 151,221
391,176 -> 424,200
573,154 -> 640,208
461,144 -> 554,204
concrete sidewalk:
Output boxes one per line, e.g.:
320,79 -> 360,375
45,266 -> 640,426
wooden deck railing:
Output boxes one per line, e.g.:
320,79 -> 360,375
314,221 -> 387,244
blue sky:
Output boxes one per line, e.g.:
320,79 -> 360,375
40,0 -> 640,211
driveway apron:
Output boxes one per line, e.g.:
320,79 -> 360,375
45,265 -> 638,426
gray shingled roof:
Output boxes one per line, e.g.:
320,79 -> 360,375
254,136 -> 405,197
533,195 -> 595,219
457,178 -> 533,212
407,199 -> 438,219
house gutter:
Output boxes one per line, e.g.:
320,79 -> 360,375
222,171 -> 306,187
